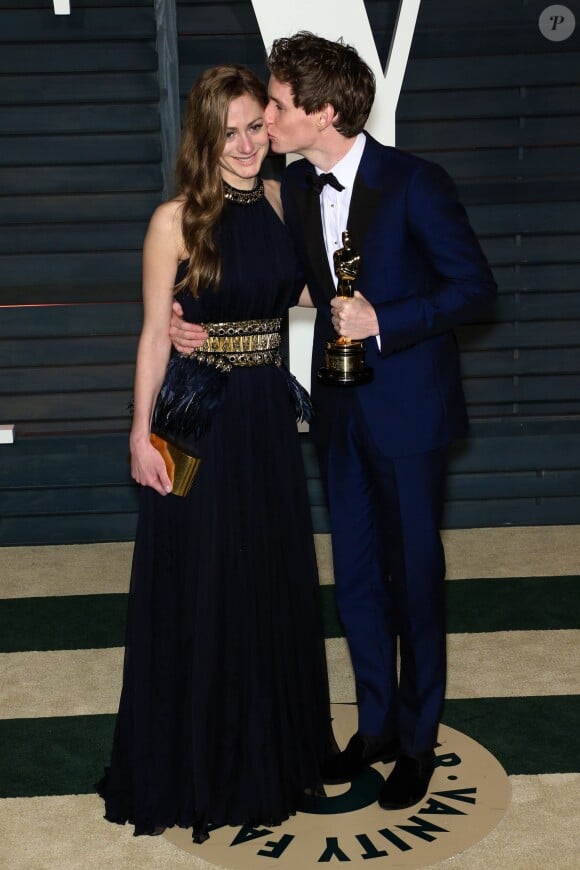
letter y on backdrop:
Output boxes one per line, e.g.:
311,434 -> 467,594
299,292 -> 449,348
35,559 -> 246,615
251,0 -> 422,390
251,0 -> 421,145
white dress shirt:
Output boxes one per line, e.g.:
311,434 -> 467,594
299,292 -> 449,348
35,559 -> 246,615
314,132 -> 366,284
314,133 -> 380,347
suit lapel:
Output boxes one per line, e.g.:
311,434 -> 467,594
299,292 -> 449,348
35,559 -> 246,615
347,135 -> 384,254
295,180 -> 336,301
294,135 -> 387,301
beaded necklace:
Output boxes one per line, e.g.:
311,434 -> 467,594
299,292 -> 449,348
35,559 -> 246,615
223,177 -> 264,204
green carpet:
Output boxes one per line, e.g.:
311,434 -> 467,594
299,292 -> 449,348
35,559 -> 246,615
1,575 -> 579,651
0,526 -> 579,869
1,695 -> 578,800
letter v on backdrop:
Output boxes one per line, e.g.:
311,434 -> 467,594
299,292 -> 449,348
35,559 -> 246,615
250,0 -> 422,389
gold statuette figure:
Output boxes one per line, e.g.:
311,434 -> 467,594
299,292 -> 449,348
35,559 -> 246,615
317,230 -> 373,386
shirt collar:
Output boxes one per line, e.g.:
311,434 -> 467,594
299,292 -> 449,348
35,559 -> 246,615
314,132 -> 366,192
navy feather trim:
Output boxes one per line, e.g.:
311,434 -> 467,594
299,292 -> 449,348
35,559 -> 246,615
281,367 -> 314,423
134,355 -> 313,441
152,355 -> 227,442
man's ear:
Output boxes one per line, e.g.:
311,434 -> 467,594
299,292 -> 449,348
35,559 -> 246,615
316,103 -> 339,130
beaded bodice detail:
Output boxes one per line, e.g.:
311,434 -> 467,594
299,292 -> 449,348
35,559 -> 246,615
223,178 -> 264,205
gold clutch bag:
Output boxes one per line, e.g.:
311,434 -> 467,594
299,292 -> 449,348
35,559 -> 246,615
150,433 -> 201,497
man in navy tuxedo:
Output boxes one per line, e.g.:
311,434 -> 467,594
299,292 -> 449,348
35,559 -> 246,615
171,32 -> 497,810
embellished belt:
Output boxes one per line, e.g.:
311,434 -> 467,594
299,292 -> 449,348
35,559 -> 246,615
183,318 -> 283,371
154,315 -> 311,444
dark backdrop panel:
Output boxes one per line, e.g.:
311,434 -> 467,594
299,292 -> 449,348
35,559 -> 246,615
0,0 -> 161,302
398,0 -> 580,425
0,1 -> 578,544
0,0 -> 160,543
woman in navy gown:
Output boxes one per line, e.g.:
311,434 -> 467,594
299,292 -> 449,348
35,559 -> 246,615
98,65 -> 331,843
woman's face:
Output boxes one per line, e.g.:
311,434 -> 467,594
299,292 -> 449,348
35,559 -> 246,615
219,94 -> 269,189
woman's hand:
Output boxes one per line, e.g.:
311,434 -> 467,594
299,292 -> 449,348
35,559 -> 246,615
130,434 -> 172,496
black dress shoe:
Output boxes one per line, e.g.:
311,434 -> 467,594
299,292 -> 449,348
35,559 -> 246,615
378,749 -> 436,810
321,732 -> 400,785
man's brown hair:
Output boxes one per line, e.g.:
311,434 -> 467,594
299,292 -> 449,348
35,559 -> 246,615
267,31 -> 375,137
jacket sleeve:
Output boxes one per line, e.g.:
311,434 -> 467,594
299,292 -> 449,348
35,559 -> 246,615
374,162 -> 497,356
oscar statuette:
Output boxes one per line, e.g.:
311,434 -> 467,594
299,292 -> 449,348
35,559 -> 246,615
317,230 -> 373,386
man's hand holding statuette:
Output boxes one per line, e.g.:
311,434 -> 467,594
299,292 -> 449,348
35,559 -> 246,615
330,290 -> 379,341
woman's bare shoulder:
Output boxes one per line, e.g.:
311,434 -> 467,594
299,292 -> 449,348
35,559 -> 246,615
147,197 -> 186,255
150,197 -> 184,228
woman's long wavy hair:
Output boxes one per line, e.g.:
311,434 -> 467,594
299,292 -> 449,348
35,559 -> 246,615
176,65 -> 267,297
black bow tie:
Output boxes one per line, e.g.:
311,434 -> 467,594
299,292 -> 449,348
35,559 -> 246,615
307,171 -> 345,194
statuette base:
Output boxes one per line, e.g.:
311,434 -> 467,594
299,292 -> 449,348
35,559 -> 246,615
317,340 -> 374,387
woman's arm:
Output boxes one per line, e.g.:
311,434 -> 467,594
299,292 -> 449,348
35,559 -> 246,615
130,201 -> 182,495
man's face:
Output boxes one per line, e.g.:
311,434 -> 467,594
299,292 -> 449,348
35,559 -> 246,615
264,77 -> 319,156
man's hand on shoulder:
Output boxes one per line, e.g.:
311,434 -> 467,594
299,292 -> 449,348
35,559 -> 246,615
331,291 -> 379,340
169,301 -> 209,353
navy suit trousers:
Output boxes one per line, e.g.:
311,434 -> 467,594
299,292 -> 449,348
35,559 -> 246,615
318,398 -> 448,755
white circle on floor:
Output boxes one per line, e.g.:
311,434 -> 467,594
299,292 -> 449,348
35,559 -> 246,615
164,703 -> 511,868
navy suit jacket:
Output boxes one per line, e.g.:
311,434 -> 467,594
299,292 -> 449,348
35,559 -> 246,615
281,133 -> 498,458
